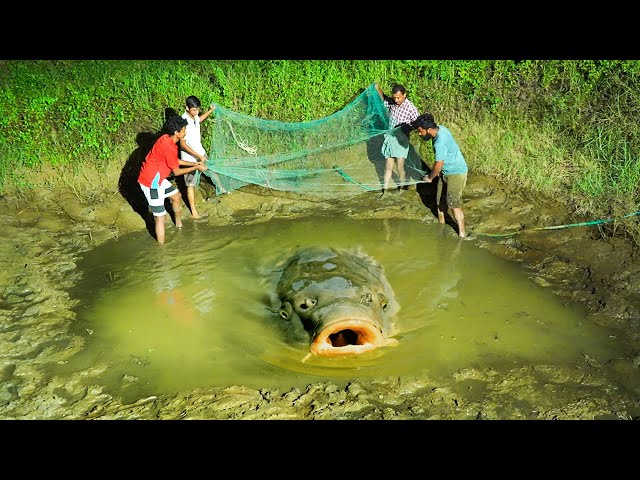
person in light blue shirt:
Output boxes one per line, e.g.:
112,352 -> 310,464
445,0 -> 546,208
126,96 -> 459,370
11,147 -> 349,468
412,113 -> 469,238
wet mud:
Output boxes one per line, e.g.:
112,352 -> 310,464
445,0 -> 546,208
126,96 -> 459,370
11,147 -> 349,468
2,173 -> 640,420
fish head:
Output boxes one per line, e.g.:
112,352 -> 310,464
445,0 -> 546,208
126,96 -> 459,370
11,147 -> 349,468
275,247 -> 400,357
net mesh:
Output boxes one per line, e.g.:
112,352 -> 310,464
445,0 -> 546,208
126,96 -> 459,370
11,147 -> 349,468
202,83 -> 426,196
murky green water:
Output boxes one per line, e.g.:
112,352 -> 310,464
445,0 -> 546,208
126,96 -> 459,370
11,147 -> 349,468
62,216 -> 629,401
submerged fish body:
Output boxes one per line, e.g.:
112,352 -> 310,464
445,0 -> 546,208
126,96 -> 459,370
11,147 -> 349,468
275,246 -> 400,357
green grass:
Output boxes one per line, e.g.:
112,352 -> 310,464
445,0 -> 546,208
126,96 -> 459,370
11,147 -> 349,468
2,60 -> 639,243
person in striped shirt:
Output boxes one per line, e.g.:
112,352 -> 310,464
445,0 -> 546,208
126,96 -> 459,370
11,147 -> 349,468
375,83 -> 420,197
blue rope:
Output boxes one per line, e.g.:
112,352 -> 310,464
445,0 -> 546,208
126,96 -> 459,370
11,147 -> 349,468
475,210 -> 640,238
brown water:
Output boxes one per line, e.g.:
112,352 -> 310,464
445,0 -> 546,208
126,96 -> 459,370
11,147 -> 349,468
60,216 -> 629,402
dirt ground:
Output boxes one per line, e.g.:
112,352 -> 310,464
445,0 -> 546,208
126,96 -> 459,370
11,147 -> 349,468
1,171 -> 640,420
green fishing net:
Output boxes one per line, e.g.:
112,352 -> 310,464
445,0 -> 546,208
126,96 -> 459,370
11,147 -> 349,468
203,83 -> 426,195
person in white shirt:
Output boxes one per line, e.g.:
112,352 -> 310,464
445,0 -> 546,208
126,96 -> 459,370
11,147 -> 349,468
179,95 -> 227,218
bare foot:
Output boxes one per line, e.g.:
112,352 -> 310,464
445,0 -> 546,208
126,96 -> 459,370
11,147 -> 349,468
191,212 -> 201,219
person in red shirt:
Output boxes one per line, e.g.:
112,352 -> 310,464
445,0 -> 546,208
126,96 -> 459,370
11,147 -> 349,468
138,115 -> 208,244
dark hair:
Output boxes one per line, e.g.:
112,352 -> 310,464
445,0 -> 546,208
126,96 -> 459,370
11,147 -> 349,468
391,84 -> 407,95
412,113 -> 437,130
186,95 -> 202,109
163,115 -> 188,135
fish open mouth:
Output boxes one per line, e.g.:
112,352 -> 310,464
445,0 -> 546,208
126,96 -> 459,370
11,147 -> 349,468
310,318 -> 398,356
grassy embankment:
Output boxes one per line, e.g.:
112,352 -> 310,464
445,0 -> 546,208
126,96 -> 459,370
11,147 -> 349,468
1,60 -> 639,242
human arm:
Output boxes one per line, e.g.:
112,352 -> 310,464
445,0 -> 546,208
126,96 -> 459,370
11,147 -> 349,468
199,103 -> 216,122
178,158 -> 203,167
179,137 -> 208,162
422,160 -> 443,183
375,84 -> 392,105
172,162 -> 208,177
398,122 -> 414,136
410,103 -> 420,123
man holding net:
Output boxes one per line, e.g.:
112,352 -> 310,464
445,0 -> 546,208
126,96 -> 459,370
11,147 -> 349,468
413,113 -> 469,238
138,116 -> 209,244
375,83 -> 420,197
179,95 -> 228,219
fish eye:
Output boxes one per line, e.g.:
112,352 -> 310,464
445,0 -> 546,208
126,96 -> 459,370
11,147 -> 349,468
279,302 -> 292,320
379,294 -> 389,310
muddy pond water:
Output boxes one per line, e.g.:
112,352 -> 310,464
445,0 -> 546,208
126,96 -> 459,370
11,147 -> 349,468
56,216 -> 631,404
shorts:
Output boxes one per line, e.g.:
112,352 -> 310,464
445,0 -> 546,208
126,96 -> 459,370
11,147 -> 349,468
381,130 -> 410,159
180,158 -> 199,187
184,171 -> 198,187
436,173 -> 467,209
139,178 -> 179,217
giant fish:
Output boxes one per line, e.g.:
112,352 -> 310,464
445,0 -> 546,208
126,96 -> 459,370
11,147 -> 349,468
274,246 -> 400,357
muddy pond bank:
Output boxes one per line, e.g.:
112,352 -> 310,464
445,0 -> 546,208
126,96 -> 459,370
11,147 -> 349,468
2,172 -> 640,420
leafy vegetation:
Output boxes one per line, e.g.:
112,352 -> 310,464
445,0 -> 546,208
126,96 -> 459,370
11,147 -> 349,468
1,60 -> 639,240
